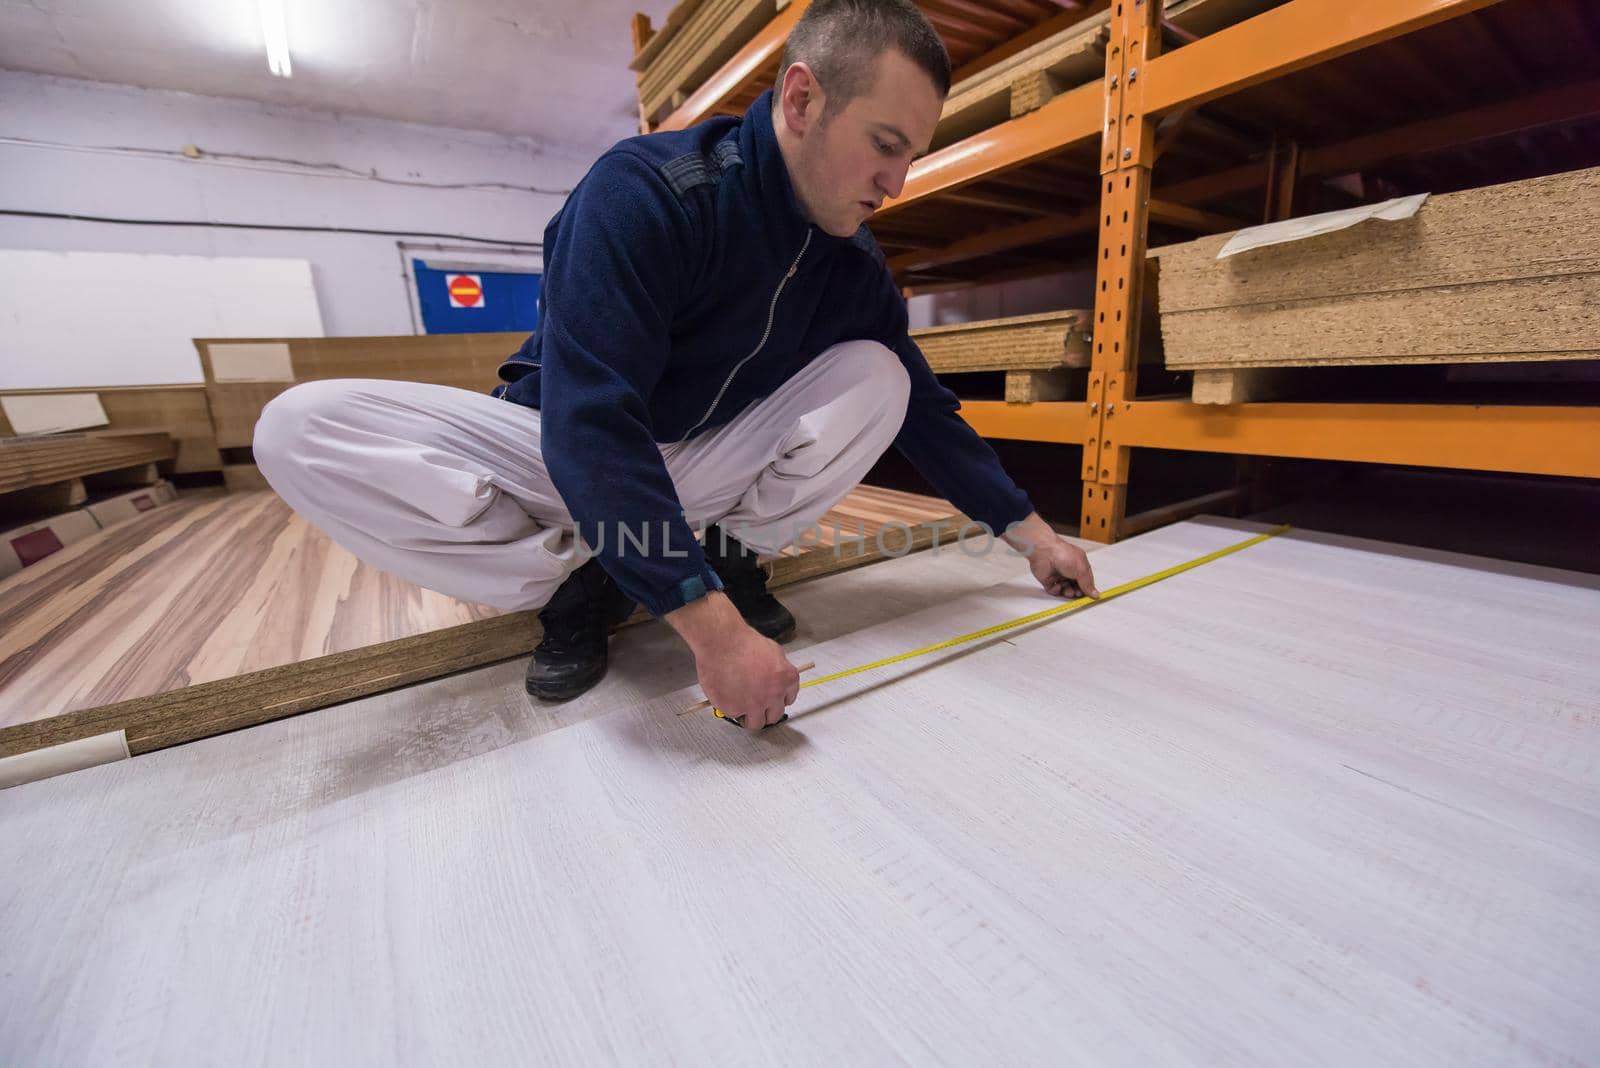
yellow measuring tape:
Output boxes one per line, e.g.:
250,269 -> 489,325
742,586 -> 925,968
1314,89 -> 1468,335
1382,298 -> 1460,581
711,524 -> 1290,720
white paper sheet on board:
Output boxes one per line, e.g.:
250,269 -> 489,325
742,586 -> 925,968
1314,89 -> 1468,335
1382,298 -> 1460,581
1217,193 -> 1430,258
1,392 -> 109,435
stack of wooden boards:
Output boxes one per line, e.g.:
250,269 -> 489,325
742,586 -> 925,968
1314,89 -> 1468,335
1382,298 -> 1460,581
911,311 -> 1091,402
631,0 -> 781,129
1154,166 -> 1600,403
0,430 -> 175,497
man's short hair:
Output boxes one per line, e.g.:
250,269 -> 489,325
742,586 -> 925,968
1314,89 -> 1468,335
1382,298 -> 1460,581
775,0 -> 952,116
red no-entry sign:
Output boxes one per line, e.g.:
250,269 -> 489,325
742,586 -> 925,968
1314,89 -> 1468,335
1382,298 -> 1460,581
447,274 -> 484,308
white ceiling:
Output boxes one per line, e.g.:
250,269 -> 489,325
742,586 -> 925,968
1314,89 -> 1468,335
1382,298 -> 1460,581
0,0 -> 678,152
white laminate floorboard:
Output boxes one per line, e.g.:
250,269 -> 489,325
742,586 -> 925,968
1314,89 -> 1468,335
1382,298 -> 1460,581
2,519 -> 1596,1066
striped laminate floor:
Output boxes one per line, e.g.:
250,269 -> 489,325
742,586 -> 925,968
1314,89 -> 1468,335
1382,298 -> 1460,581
0,485 -> 958,756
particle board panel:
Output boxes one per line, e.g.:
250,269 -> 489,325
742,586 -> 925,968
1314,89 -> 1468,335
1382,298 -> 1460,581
1165,275 -> 1600,367
0,485 -> 958,757
912,310 -> 1092,374
1157,166 -> 1600,370
2,520 -> 1594,1064
1157,169 -> 1600,313
937,17 -> 1110,150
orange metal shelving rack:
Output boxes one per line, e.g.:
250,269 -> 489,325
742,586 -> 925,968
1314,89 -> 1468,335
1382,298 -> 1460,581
637,0 -> 1600,542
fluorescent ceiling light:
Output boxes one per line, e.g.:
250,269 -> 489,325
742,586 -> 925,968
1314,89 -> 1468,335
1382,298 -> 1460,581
260,0 -> 293,78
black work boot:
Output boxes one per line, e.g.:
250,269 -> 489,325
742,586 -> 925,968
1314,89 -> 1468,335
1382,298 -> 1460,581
525,559 -> 635,701
702,524 -> 797,642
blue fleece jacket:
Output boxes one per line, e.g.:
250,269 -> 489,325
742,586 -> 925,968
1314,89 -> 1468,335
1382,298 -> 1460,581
492,90 -> 1034,618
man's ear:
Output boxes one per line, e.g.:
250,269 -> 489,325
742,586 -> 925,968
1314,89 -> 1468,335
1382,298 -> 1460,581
778,61 -> 826,134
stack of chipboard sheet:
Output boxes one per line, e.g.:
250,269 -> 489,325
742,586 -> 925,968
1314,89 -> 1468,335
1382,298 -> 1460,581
1155,166 -> 1600,403
912,311 -> 1092,402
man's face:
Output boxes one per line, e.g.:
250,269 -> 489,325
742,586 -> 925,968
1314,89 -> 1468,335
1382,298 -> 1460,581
783,50 -> 943,237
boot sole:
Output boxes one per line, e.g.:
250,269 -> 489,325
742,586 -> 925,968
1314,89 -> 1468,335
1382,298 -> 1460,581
525,659 -> 608,702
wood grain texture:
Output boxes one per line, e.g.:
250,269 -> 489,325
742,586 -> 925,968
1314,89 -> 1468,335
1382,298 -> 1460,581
0,485 -> 958,757
0,431 -> 175,496
194,333 -> 525,447
0,386 -> 220,473
2,520 -> 1594,1064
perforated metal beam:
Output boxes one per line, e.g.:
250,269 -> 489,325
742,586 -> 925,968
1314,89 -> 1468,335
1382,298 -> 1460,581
1078,0 -> 1161,542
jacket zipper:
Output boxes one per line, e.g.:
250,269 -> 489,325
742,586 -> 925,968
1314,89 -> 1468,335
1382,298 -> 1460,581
678,227 -> 814,441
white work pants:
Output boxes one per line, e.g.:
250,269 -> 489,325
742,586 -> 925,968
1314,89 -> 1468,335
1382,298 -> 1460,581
253,340 -> 911,611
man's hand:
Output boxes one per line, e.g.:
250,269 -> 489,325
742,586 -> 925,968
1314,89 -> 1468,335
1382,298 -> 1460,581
666,592 -> 800,731
1003,512 -> 1101,600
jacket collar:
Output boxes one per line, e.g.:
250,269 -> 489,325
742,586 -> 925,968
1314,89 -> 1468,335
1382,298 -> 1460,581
742,89 -> 858,252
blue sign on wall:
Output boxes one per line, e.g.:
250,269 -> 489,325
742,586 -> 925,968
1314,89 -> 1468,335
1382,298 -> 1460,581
413,259 -> 541,334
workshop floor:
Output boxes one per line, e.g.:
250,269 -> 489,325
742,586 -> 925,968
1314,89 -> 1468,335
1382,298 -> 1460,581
2,519 -> 1596,1064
